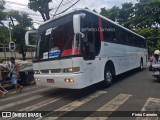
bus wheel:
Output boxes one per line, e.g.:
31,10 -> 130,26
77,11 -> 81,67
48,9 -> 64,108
23,72 -> 35,86
103,68 -> 113,87
139,59 -> 143,71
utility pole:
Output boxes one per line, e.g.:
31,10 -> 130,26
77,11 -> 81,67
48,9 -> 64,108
9,22 -> 13,57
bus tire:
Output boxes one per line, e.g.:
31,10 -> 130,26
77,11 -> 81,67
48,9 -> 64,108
103,66 -> 114,88
23,72 -> 35,86
139,58 -> 143,71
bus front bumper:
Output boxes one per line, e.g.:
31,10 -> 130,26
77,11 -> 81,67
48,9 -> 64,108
34,73 -> 89,89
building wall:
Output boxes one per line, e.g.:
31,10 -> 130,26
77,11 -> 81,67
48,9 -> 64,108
0,43 -> 35,60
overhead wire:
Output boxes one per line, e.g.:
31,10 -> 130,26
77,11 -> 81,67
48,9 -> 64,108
5,0 -> 77,17
4,0 -> 81,23
54,0 -> 80,16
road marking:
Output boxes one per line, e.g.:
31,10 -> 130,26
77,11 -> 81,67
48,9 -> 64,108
19,95 -> 67,111
136,98 -> 160,120
84,93 -> 132,120
5,95 -> 68,120
0,95 -> 44,110
0,87 -> 52,102
36,91 -> 107,120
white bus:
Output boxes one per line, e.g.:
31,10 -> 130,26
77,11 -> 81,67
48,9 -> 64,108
25,9 -> 148,89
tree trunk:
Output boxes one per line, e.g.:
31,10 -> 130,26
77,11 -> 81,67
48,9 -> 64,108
22,52 -> 26,61
3,42 -> 6,60
39,10 -> 47,21
30,47 -> 33,60
9,16 -> 15,26
45,5 -> 50,20
45,11 -> 50,20
21,45 -> 26,60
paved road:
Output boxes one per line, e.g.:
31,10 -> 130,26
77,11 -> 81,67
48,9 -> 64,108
0,69 -> 160,120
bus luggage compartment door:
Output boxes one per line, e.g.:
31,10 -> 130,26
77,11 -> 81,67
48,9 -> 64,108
83,60 -> 97,84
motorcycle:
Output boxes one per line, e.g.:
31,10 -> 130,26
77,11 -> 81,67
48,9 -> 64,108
151,64 -> 160,80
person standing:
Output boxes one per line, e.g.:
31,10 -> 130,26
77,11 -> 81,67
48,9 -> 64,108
9,57 -> 23,94
0,70 -> 8,96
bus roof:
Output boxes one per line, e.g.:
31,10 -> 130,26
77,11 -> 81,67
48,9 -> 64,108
40,9 -> 145,39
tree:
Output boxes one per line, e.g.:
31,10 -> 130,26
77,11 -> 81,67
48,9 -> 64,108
0,0 -> 6,25
100,3 -> 134,29
118,2 -> 134,29
100,6 -> 120,22
93,9 -> 98,13
0,0 -> 8,59
8,11 -> 32,28
99,1 -> 160,54
12,25 -> 27,60
9,11 -> 33,60
133,0 -> 160,28
133,0 -> 160,54
28,0 -> 52,21
0,26 -> 9,59
136,28 -> 160,55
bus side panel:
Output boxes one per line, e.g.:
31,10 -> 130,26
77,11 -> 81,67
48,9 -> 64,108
125,46 -> 147,70
98,42 -> 128,75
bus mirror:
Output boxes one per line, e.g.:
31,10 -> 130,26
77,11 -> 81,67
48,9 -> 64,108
73,13 -> 86,35
25,30 -> 38,48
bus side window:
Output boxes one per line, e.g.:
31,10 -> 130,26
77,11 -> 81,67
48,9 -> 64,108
140,39 -> 145,48
102,19 -> 110,42
102,19 -> 116,43
135,37 -> 139,47
92,16 -> 100,55
81,19 -> 94,54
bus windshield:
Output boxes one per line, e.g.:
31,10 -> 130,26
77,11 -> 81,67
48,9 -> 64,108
37,20 -> 80,60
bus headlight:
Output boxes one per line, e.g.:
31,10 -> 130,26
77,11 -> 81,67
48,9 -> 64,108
35,78 -> 40,82
64,78 -> 75,82
34,70 -> 40,74
63,67 -> 80,73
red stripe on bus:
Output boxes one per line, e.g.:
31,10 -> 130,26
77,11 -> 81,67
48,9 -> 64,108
98,17 -> 104,41
62,48 -> 80,56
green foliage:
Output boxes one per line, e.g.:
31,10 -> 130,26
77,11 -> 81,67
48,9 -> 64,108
0,26 -> 9,43
133,0 -> 160,28
100,3 -> 134,29
8,11 -> 32,27
29,33 -> 37,45
118,2 -> 134,29
100,6 -> 120,21
0,0 -> 6,25
12,25 -> 26,44
8,12 -> 33,60
0,59 -> 3,63
0,0 -> 5,10
99,1 -> 160,53
93,9 -> 98,13
135,28 -> 160,54
28,0 -> 52,21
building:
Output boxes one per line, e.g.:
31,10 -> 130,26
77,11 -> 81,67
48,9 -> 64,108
0,43 -> 34,61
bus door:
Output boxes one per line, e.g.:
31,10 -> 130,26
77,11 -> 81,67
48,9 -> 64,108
82,34 -> 97,83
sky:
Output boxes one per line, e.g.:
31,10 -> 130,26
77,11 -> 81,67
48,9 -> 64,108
4,0 -> 138,26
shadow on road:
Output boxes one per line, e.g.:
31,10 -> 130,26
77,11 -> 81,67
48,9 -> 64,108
114,68 -> 142,83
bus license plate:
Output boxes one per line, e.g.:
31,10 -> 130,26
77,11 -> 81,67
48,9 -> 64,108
47,79 -> 54,83
154,71 -> 160,75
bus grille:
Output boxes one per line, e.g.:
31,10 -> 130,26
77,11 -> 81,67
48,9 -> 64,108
40,70 -> 49,74
51,69 -> 61,73
40,69 -> 61,74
